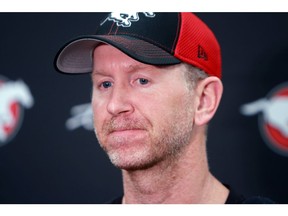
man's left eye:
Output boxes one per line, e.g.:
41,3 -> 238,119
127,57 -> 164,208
138,78 -> 149,85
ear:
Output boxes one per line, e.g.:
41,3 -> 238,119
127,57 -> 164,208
194,76 -> 223,126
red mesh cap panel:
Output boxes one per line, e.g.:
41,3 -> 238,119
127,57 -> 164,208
174,13 -> 222,78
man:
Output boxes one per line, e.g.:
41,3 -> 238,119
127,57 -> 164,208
55,12 -> 274,204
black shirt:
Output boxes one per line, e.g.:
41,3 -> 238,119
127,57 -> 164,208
225,187 -> 274,204
107,186 -> 275,204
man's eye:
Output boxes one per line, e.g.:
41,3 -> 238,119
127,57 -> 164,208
138,78 -> 149,85
101,81 -> 112,88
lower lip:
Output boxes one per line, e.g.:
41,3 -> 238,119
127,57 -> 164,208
109,129 -> 148,141
111,129 -> 145,136
107,129 -> 148,147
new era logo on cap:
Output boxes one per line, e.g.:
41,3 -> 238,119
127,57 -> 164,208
198,45 -> 208,61
55,12 -> 221,79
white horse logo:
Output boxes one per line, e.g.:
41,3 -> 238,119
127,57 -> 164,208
102,12 -> 156,27
240,82 -> 288,155
241,97 -> 288,137
66,103 -> 93,131
0,79 -> 34,144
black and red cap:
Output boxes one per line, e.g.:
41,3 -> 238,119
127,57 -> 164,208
55,12 -> 221,78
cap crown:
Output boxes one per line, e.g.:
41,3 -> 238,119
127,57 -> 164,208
97,12 -> 180,54
55,12 -> 221,78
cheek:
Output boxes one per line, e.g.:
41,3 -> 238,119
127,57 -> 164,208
160,88 -> 192,109
141,90 -> 194,124
91,93 -> 107,130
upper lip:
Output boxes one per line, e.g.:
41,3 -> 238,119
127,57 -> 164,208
110,128 -> 144,133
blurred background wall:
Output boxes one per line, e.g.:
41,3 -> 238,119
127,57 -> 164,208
0,13 -> 288,203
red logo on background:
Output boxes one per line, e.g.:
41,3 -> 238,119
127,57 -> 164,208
241,82 -> 288,156
0,76 -> 34,147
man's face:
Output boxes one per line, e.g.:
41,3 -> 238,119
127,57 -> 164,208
92,44 -> 197,170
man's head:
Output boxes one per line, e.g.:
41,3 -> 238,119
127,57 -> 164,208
90,44 -> 222,170
55,12 -> 223,170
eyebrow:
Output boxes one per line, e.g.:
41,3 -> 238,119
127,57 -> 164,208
91,70 -> 104,77
127,64 -> 151,73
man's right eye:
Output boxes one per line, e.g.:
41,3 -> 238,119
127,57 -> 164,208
101,81 -> 112,88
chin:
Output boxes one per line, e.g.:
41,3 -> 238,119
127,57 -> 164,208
107,148 -> 160,171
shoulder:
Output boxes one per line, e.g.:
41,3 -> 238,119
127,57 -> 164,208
242,196 -> 275,204
225,185 -> 275,204
106,195 -> 123,204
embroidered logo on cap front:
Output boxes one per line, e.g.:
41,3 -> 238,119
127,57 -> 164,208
101,12 -> 156,27
241,82 -> 288,156
0,76 -> 34,147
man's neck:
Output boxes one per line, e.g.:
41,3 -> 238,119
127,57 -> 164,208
121,135 -> 229,204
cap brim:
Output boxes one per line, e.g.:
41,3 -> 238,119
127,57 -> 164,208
55,35 -> 181,74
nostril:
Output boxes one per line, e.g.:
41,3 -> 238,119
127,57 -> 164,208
107,94 -> 134,116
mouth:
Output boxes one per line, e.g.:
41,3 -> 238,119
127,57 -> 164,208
102,117 -> 150,140
103,124 -> 149,147
110,128 -> 145,134
107,128 -> 148,139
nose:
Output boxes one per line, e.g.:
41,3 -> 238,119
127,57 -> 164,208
107,84 -> 134,116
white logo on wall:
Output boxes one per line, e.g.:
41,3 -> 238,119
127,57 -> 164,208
101,12 -> 155,27
240,82 -> 288,156
0,77 -> 34,146
66,103 -> 93,131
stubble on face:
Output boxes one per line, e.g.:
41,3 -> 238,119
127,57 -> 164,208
94,89 -> 195,171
